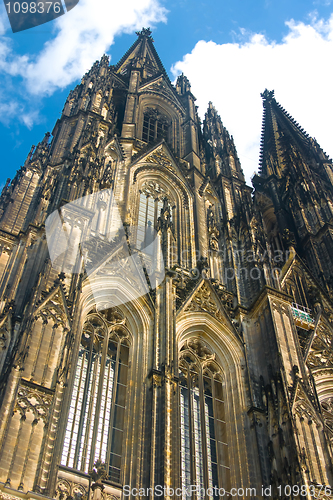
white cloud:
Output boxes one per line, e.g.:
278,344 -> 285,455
0,0 -> 167,124
23,0 -> 167,94
0,9 -> 8,36
171,14 -> 333,183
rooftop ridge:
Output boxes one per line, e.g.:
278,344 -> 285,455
274,100 -> 311,141
114,37 -> 141,71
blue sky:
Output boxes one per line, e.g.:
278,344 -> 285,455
0,0 -> 333,186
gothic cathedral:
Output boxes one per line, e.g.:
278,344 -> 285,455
0,28 -> 333,500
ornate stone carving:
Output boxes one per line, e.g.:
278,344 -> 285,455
152,373 -> 162,387
320,397 -> 333,445
15,385 -> 53,423
83,236 -> 123,273
140,180 -> 170,201
56,479 -> 88,500
95,249 -> 141,289
56,479 -> 71,500
307,322 -> 333,369
100,307 -> 126,325
156,197 -> 173,232
184,283 -> 227,324
294,401 -> 319,424
180,339 -> 220,375
145,149 -> 175,172
136,27 -> 153,38
144,80 -> 177,103
182,339 -> 212,359
0,494 -> 22,500
90,460 -> 108,482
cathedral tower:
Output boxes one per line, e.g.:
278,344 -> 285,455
0,30 -> 333,500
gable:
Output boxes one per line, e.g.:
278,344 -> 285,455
131,143 -> 194,200
34,285 -> 70,329
177,279 -> 238,334
139,76 -> 184,113
280,252 -> 332,311
82,236 -> 161,309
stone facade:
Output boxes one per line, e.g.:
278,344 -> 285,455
1,28 -> 333,500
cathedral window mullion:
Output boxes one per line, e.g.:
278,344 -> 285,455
149,117 -> 155,142
199,371 -> 211,500
136,183 -> 174,250
145,196 -> 149,228
105,336 -> 120,461
187,368 -> 195,493
214,380 -> 230,492
154,118 -> 158,140
180,369 -> 191,500
105,336 -> 122,480
142,116 -> 148,142
91,327 -> 111,466
99,354 -> 114,461
62,346 -> 85,467
191,371 -> 205,499
210,378 -> 223,497
137,193 -> 146,247
74,338 -> 94,469
142,109 -> 170,144
147,196 -> 154,227
81,346 -> 101,471
154,198 -> 158,225
204,374 -> 218,498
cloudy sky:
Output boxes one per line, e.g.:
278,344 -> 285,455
0,0 -> 332,185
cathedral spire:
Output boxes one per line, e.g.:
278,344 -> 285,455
203,101 -> 244,181
258,89 -> 332,182
254,90 -> 333,297
115,27 -> 168,80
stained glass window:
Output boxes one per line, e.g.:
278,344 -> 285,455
61,312 -> 129,484
179,347 -> 230,498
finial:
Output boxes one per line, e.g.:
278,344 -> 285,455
261,89 -> 275,101
42,132 -> 51,145
100,54 -> 110,66
135,27 -> 154,41
176,73 -> 191,94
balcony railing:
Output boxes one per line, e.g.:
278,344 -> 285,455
291,303 -> 315,330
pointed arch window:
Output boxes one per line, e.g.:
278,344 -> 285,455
136,182 -> 173,249
61,310 -> 130,483
142,108 -> 170,144
179,341 -> 230,499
